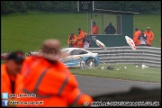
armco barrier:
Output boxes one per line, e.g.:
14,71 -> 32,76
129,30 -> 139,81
87,46 -> 161,68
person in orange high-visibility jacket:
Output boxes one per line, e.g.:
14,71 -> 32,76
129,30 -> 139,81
144,27 -> 154,46
90,22 -> 99,34
16,39 -> 93,107
77,28 -> 85,48
1,51 -> 24,94
1,51 -> 24,107
133,28 -> 141,46
67,33 -> 77,47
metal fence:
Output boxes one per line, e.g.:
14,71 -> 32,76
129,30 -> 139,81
87,46 -> 161,68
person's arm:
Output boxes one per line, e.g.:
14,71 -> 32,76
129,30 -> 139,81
138,34 -> 141,40
104,26 -> 108,33
63,70 -> 93,106
142,34 -> 147,39
77,32 -> 84,41
133,33 -> 138,43
72,35 -> 77,44
66,88 -> 93,106
67,36 -> 70,45
150,32 -> 154,41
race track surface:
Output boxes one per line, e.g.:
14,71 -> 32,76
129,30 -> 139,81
75,75 -> 161,96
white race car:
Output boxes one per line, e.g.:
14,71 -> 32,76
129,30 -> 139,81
61,48 -> 100,68
26,48 -> 100,69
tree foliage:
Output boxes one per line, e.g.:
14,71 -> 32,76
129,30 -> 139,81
95,1 -> 161,13
1,1 -> 161,15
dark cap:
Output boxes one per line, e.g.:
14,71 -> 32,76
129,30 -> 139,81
78,28 -> 81,31
7,51 -> 25,62
135,28 -> 138,30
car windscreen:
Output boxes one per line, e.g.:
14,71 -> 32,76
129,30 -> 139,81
61,49 -> 69,53
71,50 -> 88,55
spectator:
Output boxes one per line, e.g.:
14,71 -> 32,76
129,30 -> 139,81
67,33 -> 77,47
138,30 -> 147,46
77,28 -> 85,48
133,28 -> 141,46
1,51 -> 24,94
104,22 -> 116,34
1,51 -> 25,107
90,22 -> 99,34
144,27 -> 154,46
83,33 -> 91,49
16,39 -> 93,107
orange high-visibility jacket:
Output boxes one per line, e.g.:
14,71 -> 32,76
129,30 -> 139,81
67,35 -> 77,47
144,31 -> 154,46
77,30 -> 85,47
133,30 -> 141,46
1,64 -> 23,94
16,56 -> 93,107
91,25 -> 99,34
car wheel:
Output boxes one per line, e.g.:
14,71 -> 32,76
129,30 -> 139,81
80,60 -> 85,69
85,58 -> 96,69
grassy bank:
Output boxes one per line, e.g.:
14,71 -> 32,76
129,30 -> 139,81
1,12 -> 161,53
70,64 -> 161,83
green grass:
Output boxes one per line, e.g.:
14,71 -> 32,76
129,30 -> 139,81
70,64 -> 161,83
1,12 -> 161,53
1,12 -> 88,53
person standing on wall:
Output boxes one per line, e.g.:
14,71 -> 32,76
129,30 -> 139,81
104,22 -> 116,34
67,33 -> 77,47
144,27 -> 154,46
83,33 -> 91,49
90,22 -> 99,34
138,30 -> 147,46
77,28 -> 85,48
133,28 -> 141,46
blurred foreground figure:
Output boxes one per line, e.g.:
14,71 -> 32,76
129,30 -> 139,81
1,51 -> 24,94
17,39 -> 93,107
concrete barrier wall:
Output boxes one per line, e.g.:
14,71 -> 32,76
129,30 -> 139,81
87,46 -> 161,68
